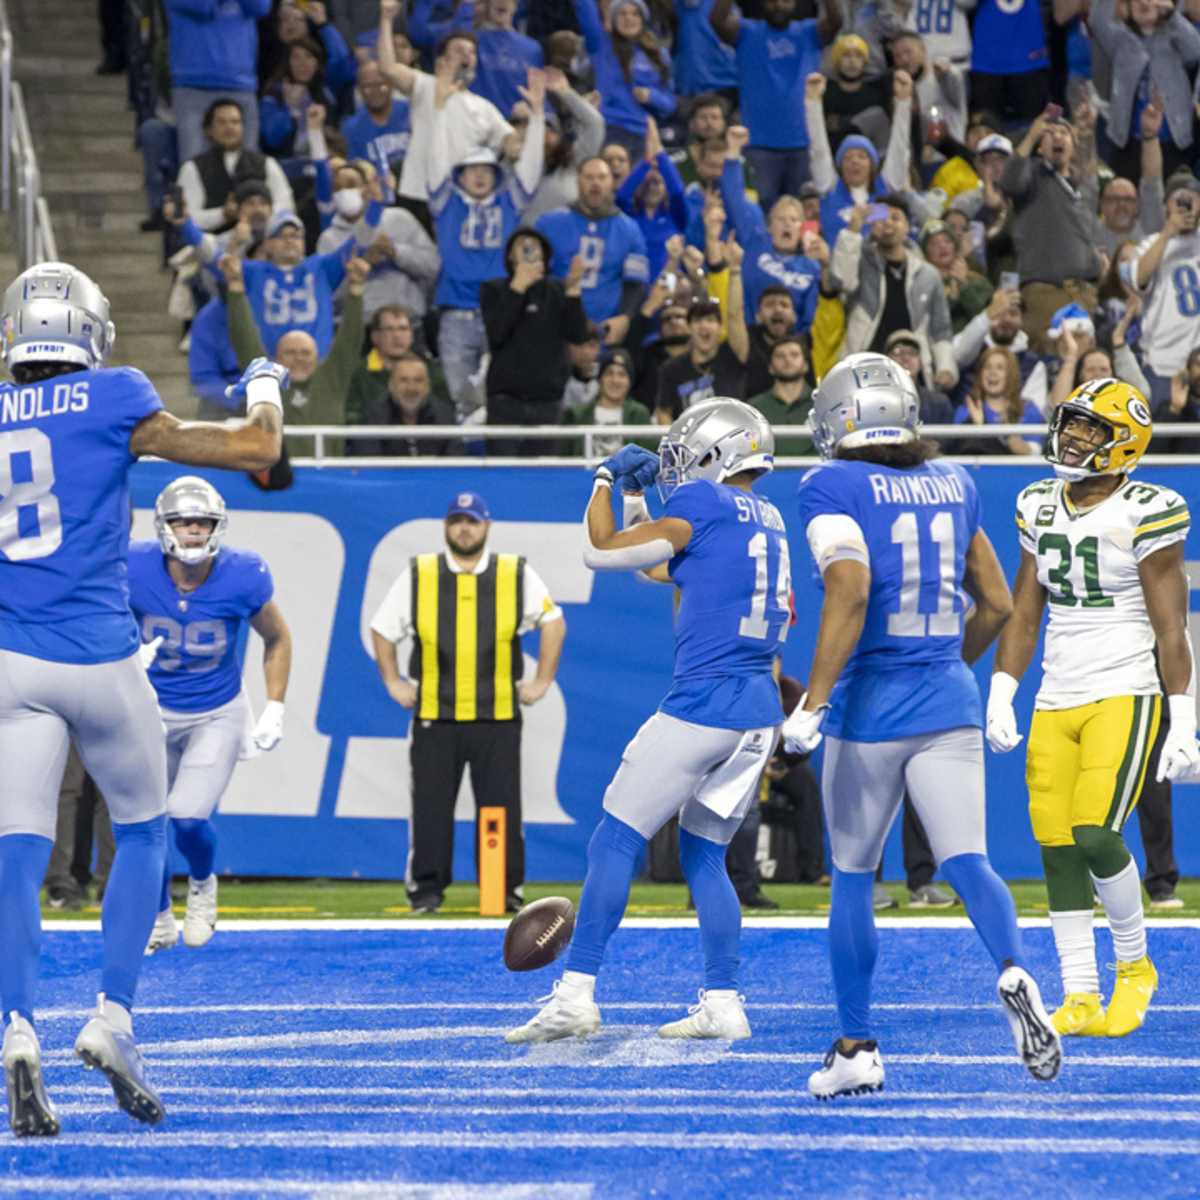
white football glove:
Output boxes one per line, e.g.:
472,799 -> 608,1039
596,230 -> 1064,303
1157,695 -> 1200,782
985,671 -> 1023,753
251,700 -> 285,752
138,635 -> 164,670
781,694 -> 829,756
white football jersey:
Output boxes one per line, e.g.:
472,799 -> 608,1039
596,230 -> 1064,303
1015,477 -> 1190,710
1129,228 -> 1200,377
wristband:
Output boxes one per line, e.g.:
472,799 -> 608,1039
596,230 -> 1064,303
1168,693 -> 1195,732
246,376 -> 284,414
593,467 -> 614,488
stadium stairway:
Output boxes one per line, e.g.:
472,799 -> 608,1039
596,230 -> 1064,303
10,0 -> 195,414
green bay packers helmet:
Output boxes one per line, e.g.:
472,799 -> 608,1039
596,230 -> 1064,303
1046,377 -> 1153,481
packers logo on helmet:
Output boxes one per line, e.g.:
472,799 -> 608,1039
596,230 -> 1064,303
1045,378 -> 1152,481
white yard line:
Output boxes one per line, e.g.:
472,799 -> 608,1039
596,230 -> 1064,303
5,1131 -> 1199,1155
0,1181 -> 591,1199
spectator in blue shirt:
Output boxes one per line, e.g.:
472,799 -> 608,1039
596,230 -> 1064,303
340,61 -> 411,203
188,294 -> 242,418
720,124 -> 821,330
262,3 -> 357,104
166,0 -> 272,163
673,0 -> 739,97
536,156 -> 651,345
710,0 -> 840,212
616,118 -> 689,278
260,37 -> 338,159
574,0 -> 677,156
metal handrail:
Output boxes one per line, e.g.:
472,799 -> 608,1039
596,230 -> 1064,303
0,1 -> 55,269
269,422 -> 1200,466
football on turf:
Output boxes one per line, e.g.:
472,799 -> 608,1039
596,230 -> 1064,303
502,896 -> 576,972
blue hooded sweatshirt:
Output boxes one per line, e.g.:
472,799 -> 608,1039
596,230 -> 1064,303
166,0 -> 271,93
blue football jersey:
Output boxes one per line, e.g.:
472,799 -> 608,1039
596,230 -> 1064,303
798,458 -> 982,741
128,541 -> 273,713
0,366 -> 162,664
431,177 -> 530,309
660,480 -> 790,730
243,249 -> 350,357
534,208 -> 650,323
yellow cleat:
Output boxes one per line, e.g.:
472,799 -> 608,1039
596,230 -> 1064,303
1052,993 -> 1107,1036
1105,956 -> 1158,1037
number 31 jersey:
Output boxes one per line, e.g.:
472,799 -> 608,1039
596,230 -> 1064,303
0,366 -> 162,665
661,479 -> 790,731
798,457 -> 981,742
1015,477 -> 1190,711
127,541 -> 273,713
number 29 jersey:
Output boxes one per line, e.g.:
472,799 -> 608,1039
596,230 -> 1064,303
1015,477 -> 1190,711
127,540 -> 273,713
661,479 -> 790,731
798,458 -> 982,742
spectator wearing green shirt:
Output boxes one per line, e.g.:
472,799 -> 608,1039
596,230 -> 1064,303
563,348 -> 654,457
748,336 -> 813,454
222,251 -> 370,458
345,305 -> 451,428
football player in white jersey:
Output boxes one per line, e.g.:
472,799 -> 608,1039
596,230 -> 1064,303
987,378 -> 1199,1038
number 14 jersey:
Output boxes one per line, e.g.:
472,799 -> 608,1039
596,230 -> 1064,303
1015,477 -> 1190,711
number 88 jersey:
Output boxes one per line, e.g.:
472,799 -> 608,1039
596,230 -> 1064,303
1016,477 -> 1190,710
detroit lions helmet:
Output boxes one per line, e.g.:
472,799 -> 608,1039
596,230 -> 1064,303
809,353 -> 920,459
0,261 -> 116,370
658,398 -> 774,500
154,477 -> 228,565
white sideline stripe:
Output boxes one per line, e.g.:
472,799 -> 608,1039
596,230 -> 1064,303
43,1101 -> 1200,1122
40,917 -> 1200,931
7,1131 -> 1200,1155
34,1000 -> 1200,1019
42,1052 -> 1200,1071
0,1181 -> 591,1199
40,1085 -> 1200,1104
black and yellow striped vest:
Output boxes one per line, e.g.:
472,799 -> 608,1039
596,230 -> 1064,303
408,552 -> 525,722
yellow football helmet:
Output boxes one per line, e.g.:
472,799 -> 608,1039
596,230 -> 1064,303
1045,377 -> 1153,481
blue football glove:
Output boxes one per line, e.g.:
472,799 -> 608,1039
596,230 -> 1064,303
225,356 -> 291,403
622,449 -> 661,494
597,445 -> 659,489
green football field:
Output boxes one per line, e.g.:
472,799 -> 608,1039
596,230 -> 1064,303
40,876 -> 1200,920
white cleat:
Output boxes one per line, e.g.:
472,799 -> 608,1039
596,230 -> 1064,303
808,1039 -> 885,1100
144,907 -> 178,956
182,875 -> 218,948
504,980 -> 602,1044
658,989 -> 751,1040
998,964 -> 1062,1082
75,994 -> 165,1126
3,1014 -> 58,1137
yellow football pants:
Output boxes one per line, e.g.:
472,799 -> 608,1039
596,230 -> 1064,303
1026,695 -> 1161,848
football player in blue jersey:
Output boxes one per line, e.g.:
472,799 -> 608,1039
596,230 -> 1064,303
782,352 -> 1062,1098
507,399 -> 790,1044
130,477 -> 292,956
0,261 -> 285,1137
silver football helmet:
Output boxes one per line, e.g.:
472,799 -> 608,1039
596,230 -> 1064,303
809,353 -> 920,459
658,398 -> 774,500
154,477 -> 228,565
0,261 -> 116,370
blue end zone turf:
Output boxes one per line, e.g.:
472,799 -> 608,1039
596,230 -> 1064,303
6,923 -> 1200,1198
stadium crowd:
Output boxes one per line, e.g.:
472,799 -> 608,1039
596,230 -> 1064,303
106,0 -> 1200,458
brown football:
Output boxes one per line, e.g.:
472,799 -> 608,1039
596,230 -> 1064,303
502,896 -> 576,972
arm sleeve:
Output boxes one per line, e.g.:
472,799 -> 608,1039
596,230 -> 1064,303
804,98 -> 837,194
370,570 -> 415,641
563,290 -> 591,343
880,98 -> 912,192
116,367 -> 165,438
719,157 -> 766,245
805,512 -> 870,572
321,292 -> 366,402
248,555 -> 275,614
481,278 -> 528,349
264,156 -> 296,216
658,152 -> 689,231
258,95 -> 297,155
572,0 -> 606,53
226,290 -> 268,369
642,78 -> 678,118
518,563 -> 564,632
1000,154 -> 1034,203
621,225 -> 651,286
318,22 -> 358,93
179,160 -> 226,232
513,107 -> 546,200
559,88 -> 606,162
797,463 -> 859,529
392,210 -> 441,283
617,160 -> 652,214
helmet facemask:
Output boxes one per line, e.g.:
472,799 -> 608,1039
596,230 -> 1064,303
154,479 -> 228,564
1046,404 -> 1126,481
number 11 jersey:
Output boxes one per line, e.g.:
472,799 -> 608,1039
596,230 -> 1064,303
0,366 -> 162,665
798,457 -> 982,743
1015,477 -> 1190,711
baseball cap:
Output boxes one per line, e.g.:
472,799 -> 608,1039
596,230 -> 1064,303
266,211 -> 304,238
1166,171 -> 1200,200
976,133 -> 1013,157
599,348 -> 635,378
919,219 -> 956,249
447,491 -> 490,521
884,329 -> 921,353
234,179 -> 272,204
